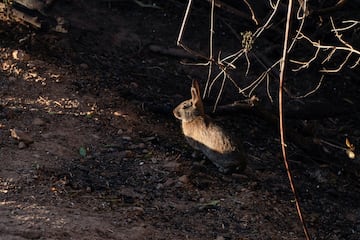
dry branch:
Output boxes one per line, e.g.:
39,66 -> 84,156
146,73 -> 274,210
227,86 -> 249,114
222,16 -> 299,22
293,18 -> 360,73
202,0 -> 258,25
278,1 -> 311,239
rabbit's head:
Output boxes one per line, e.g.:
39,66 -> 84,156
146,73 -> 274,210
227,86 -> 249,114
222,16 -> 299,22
173,80 -> 205,123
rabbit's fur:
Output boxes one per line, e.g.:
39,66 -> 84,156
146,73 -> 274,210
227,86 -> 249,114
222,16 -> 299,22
173,80 -> 247,173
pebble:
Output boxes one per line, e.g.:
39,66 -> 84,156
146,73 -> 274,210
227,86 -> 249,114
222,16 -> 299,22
119,150 -> 133,158
18,141 -> 27,149
156,183 -> 164,190
143,136 -> 156,142
2,60 -> 12,71
163,161 -> 181,171
191,151 -> 200,159
32,117 -> 46,126
231,173 -> 249,181
130,82 -> 139,88
12,49 -> 30,61
10,128 -> 34,145
122,136 -> 132,141
80,63 -> 88,69
128,143 -> 146,150
345,213 -> 357,222
178,175 -> 189,184
8,76 -> 16,82
131,207 -> 144,216
163,178 -> 176,187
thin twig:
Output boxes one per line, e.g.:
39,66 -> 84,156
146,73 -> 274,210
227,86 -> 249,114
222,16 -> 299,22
290,46 -> 321,71
292,75 -> 324,99
254,0 -> 281,39
279,1 -> 311,239
242,0 -> 259,25
288,0 -> 307,52
204,0 -> 216,97
335,20 -> 359,32
213,74 -> 227,112
177,0 -> 193,46
350,57 -> 360,69
133,0 -> 161,9
266,74 -> 274,103
319,51 -> 352,73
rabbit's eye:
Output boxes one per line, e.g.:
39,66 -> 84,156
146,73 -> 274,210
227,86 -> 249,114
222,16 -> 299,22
183,101 -> 192,109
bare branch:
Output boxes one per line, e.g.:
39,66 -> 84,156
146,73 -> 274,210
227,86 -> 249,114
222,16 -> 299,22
288,0 -> 308,52
294,17 -> 359,73
350,57 -> 360,69
335,20 -> 360,32
292,75 -> 324,98
177,0 -> 193,46
290,46 -> 321,71
278,1 -> 311,239
204,0 -> 216,97
213,74 -> 227,112
299,32 -> 360,55
320,51 -> 352,73
254,0 -> 281,39
266,74 -> 274,103
242,0 -> 259,25
330,17 -> 357,50
322,47 -> 337,64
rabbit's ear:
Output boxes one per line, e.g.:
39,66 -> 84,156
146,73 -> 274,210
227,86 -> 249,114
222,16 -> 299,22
191,80 -> 204,115
191,80 -> 201,103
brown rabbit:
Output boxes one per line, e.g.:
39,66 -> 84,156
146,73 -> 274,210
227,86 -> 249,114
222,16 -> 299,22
173,80 -> 247,173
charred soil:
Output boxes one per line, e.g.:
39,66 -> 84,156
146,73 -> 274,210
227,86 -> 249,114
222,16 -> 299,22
1,1 -> 360,239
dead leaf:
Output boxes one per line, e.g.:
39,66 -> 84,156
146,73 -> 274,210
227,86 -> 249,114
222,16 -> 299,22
10,128 -> 34,145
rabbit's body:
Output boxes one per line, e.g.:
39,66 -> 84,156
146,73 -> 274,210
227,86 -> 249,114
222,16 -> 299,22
173,80 -> 246,173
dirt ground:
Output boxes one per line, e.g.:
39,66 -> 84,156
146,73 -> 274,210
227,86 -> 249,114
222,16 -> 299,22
1,1 -> 360,240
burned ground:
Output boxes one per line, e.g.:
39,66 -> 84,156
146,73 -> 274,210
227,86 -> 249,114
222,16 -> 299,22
1,1 -> 360,239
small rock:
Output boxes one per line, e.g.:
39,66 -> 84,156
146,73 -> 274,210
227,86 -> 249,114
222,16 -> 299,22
156,183 -> 164,190
2,60 -> 12,71
163,178 -> 176,187
131,207 -> 145,216
18,141 -> 27,149
80,63 -> 88,69
191,151 -> 201,159
231,173 -> 248,180
12,50 -> 30,61
143,136 -> 156,142
125,150 -> 134,158
32,117 -> 46,126
10,128 -> 34,145
8,76 -> 16,82
122,136 -> 132,141
128,144 -> 137,150
178,175 -> 189,184
138,143 -> 146,149
130,82 -> 139,88
345,213 -> 357,222
163,161 -> 181,171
